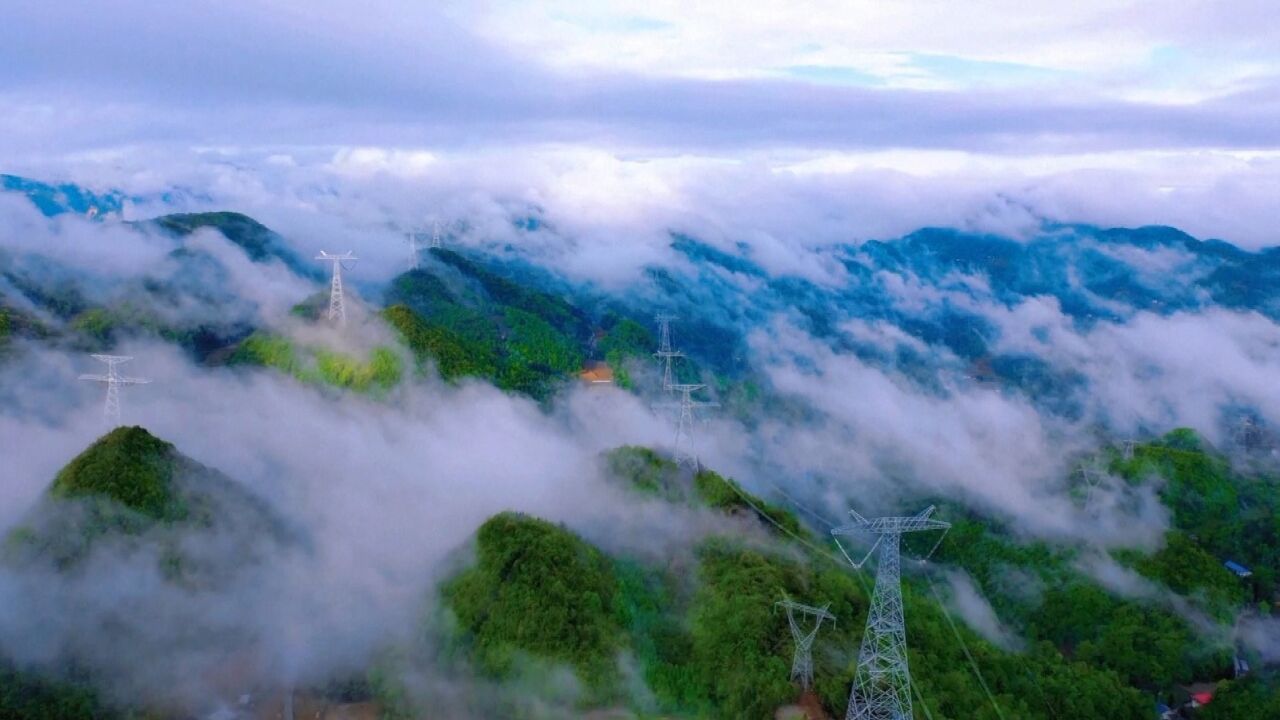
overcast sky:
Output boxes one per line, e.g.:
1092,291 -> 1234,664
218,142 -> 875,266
2,1 -> 1279,245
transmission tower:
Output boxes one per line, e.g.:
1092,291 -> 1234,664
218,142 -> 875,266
1072,457 -> 1108,504
405,231 -> 421,270
315,250 -> 358,324
653,313 -> 684,393
776,596 -> 837,690
79,354 -> 150,426
1120,437 -> 1137,461
1234,416 -> 1262,452
832,506 -> 950,720
656,383 -> 719,468
430,219 -> 443,249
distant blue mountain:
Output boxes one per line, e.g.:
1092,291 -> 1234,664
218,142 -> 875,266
854,224 -> 1280,323
659,223 -> 1280,337
463,221 -> 1280,417
0,175 -> 316,280
671,233 -> 766,278
0,174 -> 126,218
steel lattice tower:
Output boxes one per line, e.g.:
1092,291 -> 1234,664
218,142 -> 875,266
653,313 -> 684,393
315,251 -> 358,324
1072,456 -> 1108,504
657,383 -> 718,468
1234,416 -> 1261,451
79,354 -> 150,426
776,597 -> 837,690
832,506 -> 950,720
430,219 -> 443,249
405,231 -> 421,269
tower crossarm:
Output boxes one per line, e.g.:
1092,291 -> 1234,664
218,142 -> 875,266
655,397 -> 719,407
832,516 -> 951,536
78,374 -> 150,384
831,505 -> 950,536
653,399 -> 718,410
776,599 -> 837,624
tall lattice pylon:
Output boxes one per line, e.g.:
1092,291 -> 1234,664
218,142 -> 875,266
1234,416 -> 1262,452
653,313 -> 684,393
430,219 -> 443,249
315,251 -> 358,324
79,354 -> 150,426
657,383 -> 719,468
1072,456 -> 1108,505
776,596 -> 837,690
405,231 -> 421,270
832,506 -> 950,720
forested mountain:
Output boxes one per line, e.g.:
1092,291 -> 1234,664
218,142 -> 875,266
0,176 -> 1276,719
2,425 -> 295,718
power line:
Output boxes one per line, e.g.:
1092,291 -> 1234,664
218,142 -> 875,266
925,576 -> 1006,720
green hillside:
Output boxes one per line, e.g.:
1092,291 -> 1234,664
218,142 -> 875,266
0,663 -> 108,720
228,331 -> 403,394
401,451 -> 1170,720
383,261 -> 586,398
49,426 -> 181,520
7,426 -> 290,578
443,512 -> 623,693
151,211 -> 312,276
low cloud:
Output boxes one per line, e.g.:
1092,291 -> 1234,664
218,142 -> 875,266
942,570 -> 1025,651
0,336 -> 754,711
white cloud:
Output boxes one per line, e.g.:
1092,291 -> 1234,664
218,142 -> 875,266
463,0 -> 1280,99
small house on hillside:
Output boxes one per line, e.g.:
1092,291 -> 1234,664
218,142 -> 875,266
579,362 -> 614,385
1182,682 -> 1218,709
1224,560 -> 1252,578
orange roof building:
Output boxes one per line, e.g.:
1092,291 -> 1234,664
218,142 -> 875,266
579,362 -> 614,384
